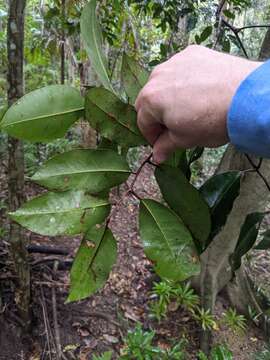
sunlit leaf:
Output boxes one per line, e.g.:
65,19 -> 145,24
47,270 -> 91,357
67,226 -> 117,302
9,190 -> 110,236
85,87 -> 146,147
31,149 -> 130,193
0,85 -> 84,142
121,53 -> 149,104
80,0 -> 114,92
139,199 -> 200,281
155,165 -> 211,251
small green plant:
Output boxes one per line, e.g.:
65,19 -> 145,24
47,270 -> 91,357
198,344 -> 233,360
119,323 -> 187,360
222,308 -> 247,334
150,280 -> 174,321
120,323 -> 159,360
254,345 -> 270,360
161,339 -> 187,360
93,352 -> 112,360
193,308 -> 217,331
173,282 -> 199,311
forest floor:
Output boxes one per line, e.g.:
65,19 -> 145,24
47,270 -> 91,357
0,149 -> 268,360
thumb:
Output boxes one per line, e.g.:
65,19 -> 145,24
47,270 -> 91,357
153,130 -> 178,164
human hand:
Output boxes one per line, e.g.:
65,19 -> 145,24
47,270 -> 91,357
135,45 -> 261,164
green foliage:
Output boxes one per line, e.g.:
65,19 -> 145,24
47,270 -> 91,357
222,308 -> 247,334
121,53 -> 149,105
155,165 -> 211,251
139,199 -> 200,282
67,226 -> 117,302
93,351 -> 112,360
173,282 -> 200,311
120,323 -> 187,360
193,308 -> 217,331
254,229 -> 270,250
210,344 -> 233,360
254,345 -> 270,360
150,280 -> 199,321
120,324 -> 159,360
200,171 -> 241,241
231,212 -> 265,271
31,149 -> 130,193
0,85 -> 84,142
80,0 -> 114,92
85,87 -> 146,147
9,191 -> 110,236
198,345 -> 233,360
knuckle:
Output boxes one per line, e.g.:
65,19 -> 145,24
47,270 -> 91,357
140,86 -> 157,106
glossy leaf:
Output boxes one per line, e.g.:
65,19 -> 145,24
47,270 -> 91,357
85,87 -> 146,147
155,165 -> 211,250
231,212 -> 265,271
0,85 -> 84,142
254,229 -> 270,250
67,226 -> 117,302
188,147 -> 204,165
81,0 -> 114,92
200,171 -> 241,240
31,149 -> 130,193
139,199 -> 200,281
9,191 -> 110,236
121,53 -> 149,104
165,149 -> 189,176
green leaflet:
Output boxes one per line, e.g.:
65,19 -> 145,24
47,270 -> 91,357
67,226 -> 117,302
0,85 -> 84,142
85,87 -> 146,147
139,199 -> 200,281
121,53 -> 149,104
155,165 -> 211,250
9,190 -> 110,236
80,0 -> 114,92
200,171 -> 241,241
31,149 -> 130,193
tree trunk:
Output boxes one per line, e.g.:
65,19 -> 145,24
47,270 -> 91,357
199,27 -> 270,353
7,0 -> 31,328
60,0 -> 65,84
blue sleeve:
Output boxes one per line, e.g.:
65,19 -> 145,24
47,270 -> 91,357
227,60 -> 270,158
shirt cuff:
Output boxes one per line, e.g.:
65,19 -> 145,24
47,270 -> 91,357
227,59 -> 270,158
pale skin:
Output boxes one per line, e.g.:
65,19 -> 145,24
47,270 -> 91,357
135,45 -> 261,164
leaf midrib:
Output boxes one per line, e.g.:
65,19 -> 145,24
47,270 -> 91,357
3,107 -> 84,127
11,203 -> 109,217
32,166 -> 130,180
143,201 -> 175,259
89,95 -> 140,137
